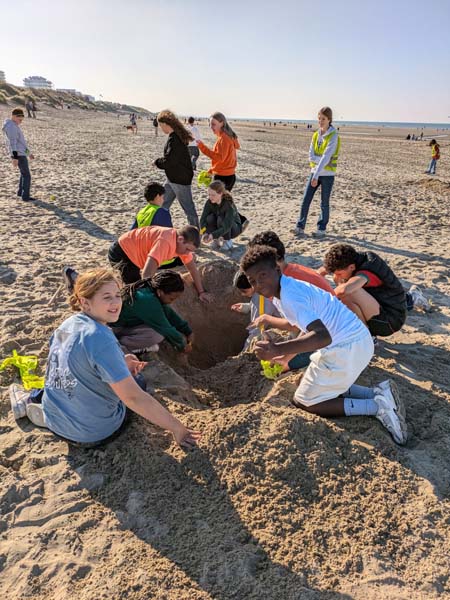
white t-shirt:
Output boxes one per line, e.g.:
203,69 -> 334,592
187,124 -> 200,147
273,274 -> 366,348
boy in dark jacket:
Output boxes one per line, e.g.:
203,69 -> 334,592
321,244 -> 407,337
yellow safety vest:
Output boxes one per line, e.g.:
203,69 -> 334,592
136,204 -> 175,267
309,129 -> 340,172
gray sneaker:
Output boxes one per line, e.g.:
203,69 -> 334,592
373,385 -> 408,445
312,230 -> 326,238
409,285 -> 431,312
294,227 -> 305,237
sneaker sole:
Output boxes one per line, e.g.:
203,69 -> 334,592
26,403 -> 47,428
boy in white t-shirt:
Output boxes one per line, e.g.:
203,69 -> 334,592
240,245 -> 408,445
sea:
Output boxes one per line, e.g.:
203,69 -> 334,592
235,118 -> 450,130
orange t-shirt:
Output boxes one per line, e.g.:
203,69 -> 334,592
283,263 -> 335,295
197,132 -> 240,176
118,226 -> 193,269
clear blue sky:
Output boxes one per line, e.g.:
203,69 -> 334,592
1,0 -> 449,122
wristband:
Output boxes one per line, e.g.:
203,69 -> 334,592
12,151 -> 18,159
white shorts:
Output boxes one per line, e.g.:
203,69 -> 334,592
293,330 -> 374,407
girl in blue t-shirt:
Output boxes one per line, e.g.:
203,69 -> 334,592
25,268 -> 200,447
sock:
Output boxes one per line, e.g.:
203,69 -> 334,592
345,384 -> 375,399
344,397 -> 378,416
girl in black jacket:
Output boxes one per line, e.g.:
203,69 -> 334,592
200,180 -> 244,250
154,110 -> 199,228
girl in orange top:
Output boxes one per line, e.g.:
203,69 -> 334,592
196,112 -> 240,191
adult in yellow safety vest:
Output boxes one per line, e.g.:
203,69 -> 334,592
295,106 -> 340,238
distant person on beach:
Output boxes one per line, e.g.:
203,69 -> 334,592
154,109 -> 199,228
108,224 -> 213,303
425,139 -> 440,175
295,106 -> 340,238
196,112 -> 240,191
31,100 -> 37,118
153,116 -> 159,137
113,270 -> 194,355
240,245 -> 408,445
2,108 -> 35,201
25,100 -> 33,118
129,113 -> 137,134
200,180 -> 248,251
15,268 -> 200,448
186,117 -> 200,170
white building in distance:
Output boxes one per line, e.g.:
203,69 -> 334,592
24,76 -> 53,89
0,71 -> 6,83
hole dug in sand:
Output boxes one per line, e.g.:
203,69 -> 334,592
153,259 -> 279,407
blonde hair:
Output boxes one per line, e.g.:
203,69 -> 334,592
69,268 -> 122,311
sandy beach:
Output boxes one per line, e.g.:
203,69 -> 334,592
1,105 -> 450,599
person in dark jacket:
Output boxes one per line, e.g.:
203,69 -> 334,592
200,180 -> 245,250
154,110 -> 199,228
2,108 -> 36,201
321,244 -> 407,336
113,270 -> 194,355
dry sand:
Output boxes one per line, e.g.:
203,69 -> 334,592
0,106 -> 450,599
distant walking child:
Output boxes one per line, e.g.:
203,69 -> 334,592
187,117 -> 200,170
295,106 -> 340,238
241,245 -> 408,445
425,139 -> 440,175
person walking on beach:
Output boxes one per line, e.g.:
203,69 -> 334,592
186,117 -> 200,170
425,139 -> 440,175
155,110 -> 199,228
129,113 -> 137,134
295,106 -> 340,238
2,108 -> 35,201
25,100 -> 33,118
153,116 -> 159,137
196,112 -> 240,191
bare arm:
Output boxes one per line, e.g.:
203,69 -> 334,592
185,260 -> 213,303
334,275 -> 366,299
254,319 -> 332,361
141,256 -> 159,280
110,375 -> 200,448
250,314 -> 298,332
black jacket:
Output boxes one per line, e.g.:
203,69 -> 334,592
154,132 -> 193,185
355,251 -> 407,322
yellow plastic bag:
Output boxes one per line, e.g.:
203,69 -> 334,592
260,360 -> 284,380
0,350 -> 45,390
197,170 -> 212,187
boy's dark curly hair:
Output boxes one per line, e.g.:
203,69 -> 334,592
249,231 -> 285,260
323,244 -> 359,273
240,245 -> 278,272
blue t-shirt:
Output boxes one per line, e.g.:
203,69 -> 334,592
42,313 -> 131,443
274,274 -> 367,348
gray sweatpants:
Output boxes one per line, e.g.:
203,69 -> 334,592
163,181 -> 199,228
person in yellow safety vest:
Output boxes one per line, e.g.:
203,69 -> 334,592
295,106 -> 340,238
130,182 -> 180,269
425,139 -> 440,175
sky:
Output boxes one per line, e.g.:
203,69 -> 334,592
1,0 -> 449,123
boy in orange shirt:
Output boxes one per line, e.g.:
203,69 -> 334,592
108,225 -> 212,303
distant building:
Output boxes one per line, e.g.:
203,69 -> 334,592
56,88 -> 83,96
24,75 -> 53,89
0,70 -> 5,83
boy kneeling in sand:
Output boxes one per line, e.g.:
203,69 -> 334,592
240,245 -> 408,445
320,244 -> 429,337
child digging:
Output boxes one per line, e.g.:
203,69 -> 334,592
240,245 -> 408,445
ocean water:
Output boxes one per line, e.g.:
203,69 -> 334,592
236,118 -> 450,130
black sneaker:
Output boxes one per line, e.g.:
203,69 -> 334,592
62,266 -> 78,293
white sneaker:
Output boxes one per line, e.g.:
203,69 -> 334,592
9,383 -> 30,419
409,285 -> 431,312
26,403 -> 47,428
222,239 -> 234,250
373,385 -> 408,445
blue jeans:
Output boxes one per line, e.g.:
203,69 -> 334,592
163,181 -> 199,228
426,158 -> 437,174
18,156 -> 31,200
297,174 -> 335,231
